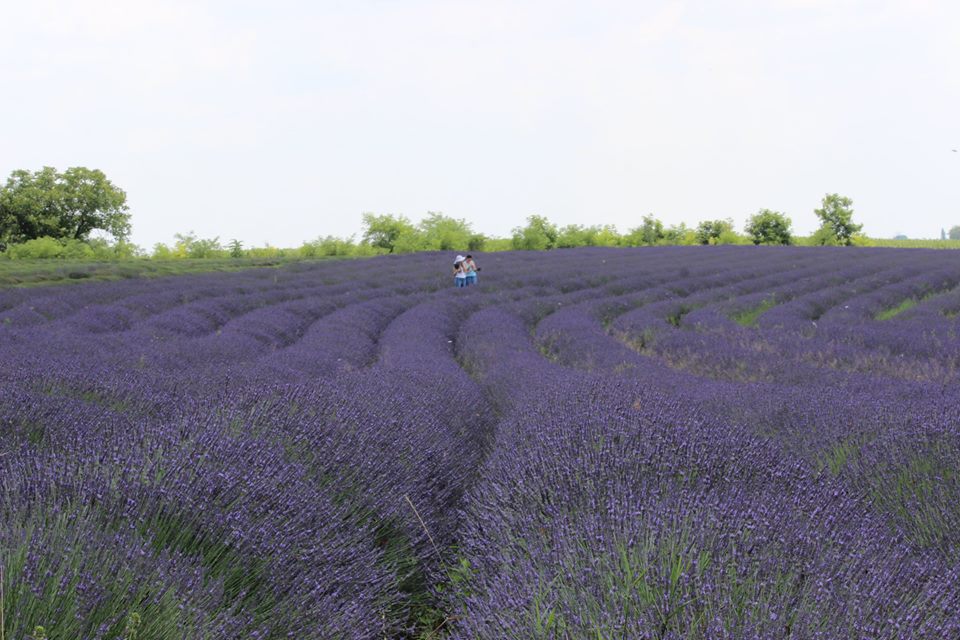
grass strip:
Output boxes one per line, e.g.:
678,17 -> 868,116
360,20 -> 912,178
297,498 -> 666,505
732,297 -> 777,327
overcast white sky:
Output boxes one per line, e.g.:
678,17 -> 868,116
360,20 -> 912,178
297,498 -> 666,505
2,0 -> 959,247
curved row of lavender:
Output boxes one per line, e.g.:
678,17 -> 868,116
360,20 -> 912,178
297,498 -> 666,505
1,247 -> 958,639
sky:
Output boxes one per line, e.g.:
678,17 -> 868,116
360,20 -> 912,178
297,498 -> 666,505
2,0 -> 959,248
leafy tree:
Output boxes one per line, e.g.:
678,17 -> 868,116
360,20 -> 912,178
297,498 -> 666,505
695,218 -> 735,245
300,235 -> 355,257
511,215 -> 558,250
663,223 -> 695,245
361,213 -> 417,253
228,239 -> 244,258
556,224 -> 596,248
246,244 -> 287,259
949,226 -> 960,240
0,167 -> 130,250
592,225 -> 620,247
537,223 -> 618,249
467,233 -> 487,252
152,243 -> 174,259
556,224 -> 581,248
391,229 -> 429,254
417,212 -> 474,250
89,237 -> 141,259
624,215 -> 664,246
3,236 -> 140,260
745,209 -> 792,245
171,232 -> 224,258
813,193 -> 861,246
809,226 -> 840,246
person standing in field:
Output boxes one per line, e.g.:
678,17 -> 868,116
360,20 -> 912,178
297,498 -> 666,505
453,256 -> 469,288
464,254 -> 479,286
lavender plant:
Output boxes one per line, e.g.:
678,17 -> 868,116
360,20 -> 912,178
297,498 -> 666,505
1,247 -> 959,638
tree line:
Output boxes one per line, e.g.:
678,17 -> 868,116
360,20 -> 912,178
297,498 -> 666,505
343,193 -> 863,254
2,166 -> 955,260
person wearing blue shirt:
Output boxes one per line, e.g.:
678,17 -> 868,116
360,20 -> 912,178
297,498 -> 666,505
464,254 -> 479,286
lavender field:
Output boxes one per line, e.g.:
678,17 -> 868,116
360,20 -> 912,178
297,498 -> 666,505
2,247 -> 959,639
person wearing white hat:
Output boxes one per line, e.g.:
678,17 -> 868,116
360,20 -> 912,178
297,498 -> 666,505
453,255 -> 468,288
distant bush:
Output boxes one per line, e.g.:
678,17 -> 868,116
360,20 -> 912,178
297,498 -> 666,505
150,242 -> 175,259
623,215 -> 664,246
482,238 -> 513,252
716,229 -> 749,245
361,212 -> 417,253
2,236 -> 142,260
12,203 -> 953,266
101,239 -> 142,259
300,236 -> 356,257
809,226 -> 840,246
62,239 -> 96,259
556,224 -> 620,248
696,219 -> 738,245
246,245 -> 288,259
745,209 -> 792,245
663,223 -> 697,245
352,243 -> 388,257
358,211 -> 481,254
6,236 -> 66,259
417,212 -> 475,251
151,232 -> 225,259
865,238 -> 960,249
511,215 -> 559,250
467,233 -> 487,252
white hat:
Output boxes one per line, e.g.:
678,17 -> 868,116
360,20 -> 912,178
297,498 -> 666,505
455,255 -> 466,262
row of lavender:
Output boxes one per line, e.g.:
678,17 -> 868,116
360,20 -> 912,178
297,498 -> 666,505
452,249 -> 960,637
1,247 -> 958,638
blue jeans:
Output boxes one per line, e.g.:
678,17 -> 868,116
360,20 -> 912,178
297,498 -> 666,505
466,273 -> 478,286
455,277 -> 467,288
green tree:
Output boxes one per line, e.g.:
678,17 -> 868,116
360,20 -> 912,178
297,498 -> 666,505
300,235 -> 355,257
593,224 -> 620,247
511,215 -> 558,250
556,224 -> 596,248
813,193 -> 861,246
949,226 -> 960,240
417,212 -> 474,250
556,224 -> 620,248
467,233 -> 487,252
624,215 -> 664,246
391,228 -> 429,253
663,223 -> 694,245
695,218 -> 735,245
228,239 -> 244,258
361,213 -> 417,253
809,226 -> 840,246
152,242 -> 174,259
172,232 -> 224,258
745,209 -> 792,245
0,167 -> 130,249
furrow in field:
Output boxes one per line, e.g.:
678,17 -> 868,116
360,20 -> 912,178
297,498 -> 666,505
5,247 -> 960,639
